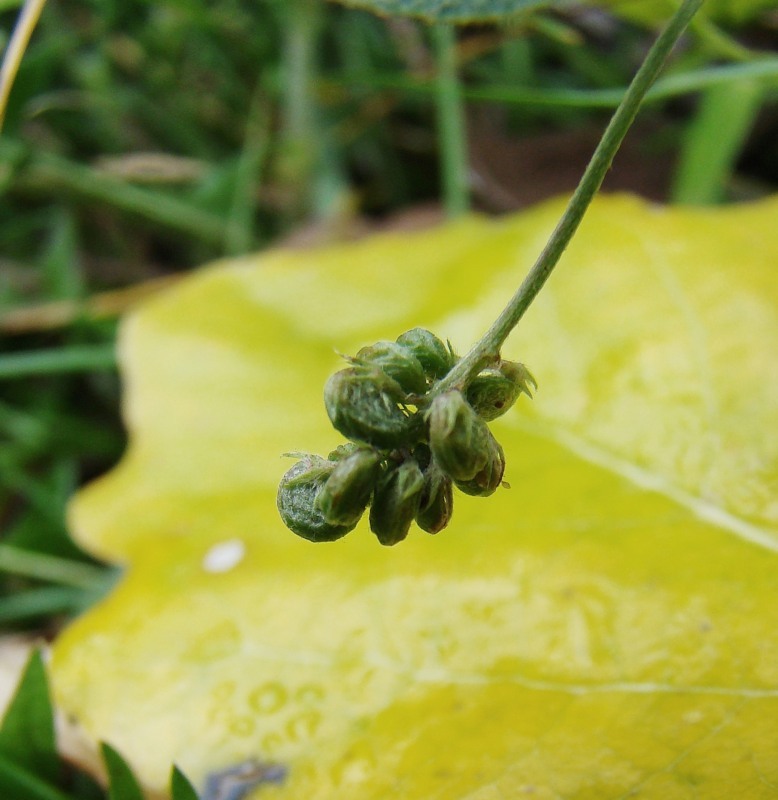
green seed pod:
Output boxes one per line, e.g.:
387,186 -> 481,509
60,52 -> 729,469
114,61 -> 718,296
327,443 -> 360,462
466,360 -> 536,421
369,459 -> 424,546
315,448 -> 382,526
428,390 -> 491,482
354,341 -> 427,395
277,457 -> 356,542
416,465 -> 454,534
454,431 -> 506,497
324,368 -> 419,449
502,360 -> 536,397
412,442 -> 432,471
396,328 -> 454,380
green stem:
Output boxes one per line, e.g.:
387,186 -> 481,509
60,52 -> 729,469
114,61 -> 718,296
435,0 -> 705,394
0,344 -> 116,379
224,87 -> 270,256
284,0 -> 319,145
281,0 -> 323,217
433,23 -> 469,216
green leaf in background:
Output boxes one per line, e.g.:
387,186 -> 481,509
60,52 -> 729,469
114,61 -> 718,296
328,0 -> 552,23
0,650 -> 58,783
101,743 -> 144,800
328,0 -> 774,25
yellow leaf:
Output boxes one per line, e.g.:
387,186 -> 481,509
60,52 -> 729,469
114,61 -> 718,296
52,195 -> 778,799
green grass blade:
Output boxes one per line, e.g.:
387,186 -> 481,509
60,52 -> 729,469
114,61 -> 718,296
0,533 -> 109,591
672,80 -> 765,204
41,207 -> 84,301
433,23 -> 469,216
0,754 -> 71,800
102,742 -> 144,800
13,150 -> 228,246
171,765 -> 200,800
224,91 -> 270,256
0,650 -> 58,782
0,585 -> 87,623
0,344 -> 116,379
331,58 -> 778,109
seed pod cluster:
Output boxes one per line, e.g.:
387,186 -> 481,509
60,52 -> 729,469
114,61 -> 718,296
277,328 -> 535,545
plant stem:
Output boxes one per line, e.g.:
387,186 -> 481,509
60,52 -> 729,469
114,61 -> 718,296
281,0 -> 325,218
0,0 -> 47,130
225,87 -> 270,256
434,0 -> 705,395
283,0 -> 320,147
433,23 -> 469,216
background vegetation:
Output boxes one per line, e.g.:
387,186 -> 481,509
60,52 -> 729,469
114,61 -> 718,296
0,0 -> 776,796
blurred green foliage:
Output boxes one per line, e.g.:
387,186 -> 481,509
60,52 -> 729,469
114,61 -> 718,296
0,650 -> 199,799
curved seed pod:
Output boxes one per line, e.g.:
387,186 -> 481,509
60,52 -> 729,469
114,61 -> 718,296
501,360 -> 536,397
324,368 -> 419,449
416,465 -> 454,534
396,328 -> 454,380
369,459 -> 424,546
354,341 -> 427,395
327,443 -> 360,462
466,360 -> 536,421
428,390 -> 490,482
277,457 -> 356,542
315,448 -> 382,526
466,369 -> 517,422
454,432 -> 506,497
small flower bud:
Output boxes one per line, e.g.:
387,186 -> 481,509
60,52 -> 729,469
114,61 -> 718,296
454,432 -> 505,497
416,465 -> 454,534
369,459 -> 424,546
315,448 -> 382,526
466,360 -> 536,421
324,368 -> 420,449
354,341 -> 427,395
428,391 -> 490,482
396,328 -> 454,381
277,457 -> 356,542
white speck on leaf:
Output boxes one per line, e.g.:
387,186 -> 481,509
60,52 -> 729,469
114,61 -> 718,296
202,540 -> 246,574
